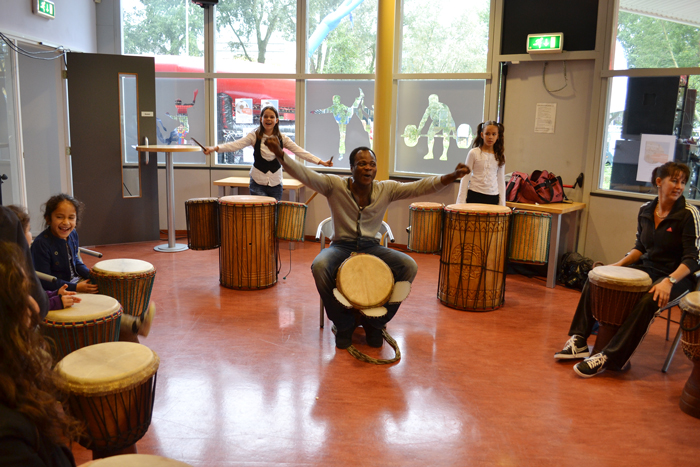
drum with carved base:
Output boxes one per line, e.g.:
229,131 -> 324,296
438,204 -> 511,311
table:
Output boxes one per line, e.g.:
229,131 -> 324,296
136,144 -> 201,253
506,201 -> 586,288
213,176 -> 306,202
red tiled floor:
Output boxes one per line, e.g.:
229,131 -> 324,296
70,240 -> 700,466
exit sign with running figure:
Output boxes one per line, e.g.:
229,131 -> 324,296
33,0 -> 56,20
526,33 -> 564,54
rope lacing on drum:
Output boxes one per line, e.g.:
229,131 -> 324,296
332,326 -> 401,365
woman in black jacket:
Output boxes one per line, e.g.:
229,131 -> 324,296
0,242 -> 81,467
554,161 -> 700,377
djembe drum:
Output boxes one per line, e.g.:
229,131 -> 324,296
42,294 -> 122,361
84,454 -> 194,466
588,266 -> 652,355
438,204 -> 512,311
678,292 -> 700,419
407,202 -> 444,253
508,210 -> 552,264
219,195 -> 277,289
185,197 -> 220,250
276,201 -> 307,242
55,342 -> 159,457
91,259 -> 156,322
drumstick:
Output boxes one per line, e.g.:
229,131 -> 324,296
190,137 -> 207,151
306,191 -> 319,205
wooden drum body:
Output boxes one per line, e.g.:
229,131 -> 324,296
678,292 -> 700,419
42,294 -> 122,361
219,195 -> 278,289
276,201 -> 307,242
438,204 -> 511,311
91,259 -> 156,321
185,197 -> 220,250
56,342 -> 159,455
588,266 -> 651,355
407,202 -> 444,253
508,210 -> 551,264
86,454 -> 194,466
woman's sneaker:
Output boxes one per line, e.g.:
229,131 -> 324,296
554,335 -> 590,360
574,352 -> 608,378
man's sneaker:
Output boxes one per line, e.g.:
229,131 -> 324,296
574,352 -> 608,378
554,335 -> 590,360
363,325 -> 384,348
334,326 -> 355,349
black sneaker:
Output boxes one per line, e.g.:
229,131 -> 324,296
363,325 -> 384,348
554,335 -> 589,360
335,326 -> 355,349
574,352 -> 608,378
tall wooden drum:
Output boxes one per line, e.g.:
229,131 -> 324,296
679,292 -> 700,419
91,259 -> 156,321
407,202 -> 444,253
508,210 -> 551,264
276,201 -> 307,242
588,266 -> 652,355
42,294 -> 122,361
55,342 -> 159,456
438,204 -> 512,311
219,195 -> 278,289
185,197 -> 220,250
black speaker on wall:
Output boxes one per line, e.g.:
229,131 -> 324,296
622,76 -> 678,136
501,0 -> 599,55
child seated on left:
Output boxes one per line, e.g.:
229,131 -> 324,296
5,205 -> 81,311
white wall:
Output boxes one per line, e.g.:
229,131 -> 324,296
0,0 -> 97,53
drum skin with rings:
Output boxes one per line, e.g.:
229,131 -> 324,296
41,294 -> 122,362
185,197 -> 220,250
678,292 -> 700,419
407,202 -> 444,253
508,210 -> 551,264
438,204 -> 511,311
276,201 -> 307,242
588,265 -> 651,355
84,454 -> 194,466
219,195 -> 278,289
91,259 -> 156,321
55,342 -> 159,454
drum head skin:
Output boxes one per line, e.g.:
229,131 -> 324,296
588,266 -> 652,292
219,195 -> 277,205
55,342 -> 159,396
86,454 -> 194,466
45,294 -> 121,322
681,291 -> 700,316
186,197 -> 218,204
410,202 -> 444,210
445,203 -> 512,214
93,259 -> 155,275
336,254 -> 394,309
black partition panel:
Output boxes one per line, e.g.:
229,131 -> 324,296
501,0 -> 599,55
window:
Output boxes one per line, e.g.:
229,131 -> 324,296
215,1 -> 297,74
597,6 -> 700,195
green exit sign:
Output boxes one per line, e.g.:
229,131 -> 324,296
527,33 -> 563,54
33,0 -> 56,20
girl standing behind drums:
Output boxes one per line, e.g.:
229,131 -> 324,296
555,162 -> 700,378
32,194 -> 98,294
456,121 -> 506,206
203,106 -> 333,201
0,242 -> 82,467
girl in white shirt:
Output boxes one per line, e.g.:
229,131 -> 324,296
456,121 -> 506,206
204,106 -> 333,201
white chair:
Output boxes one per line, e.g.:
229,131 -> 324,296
315,217 -> 395,328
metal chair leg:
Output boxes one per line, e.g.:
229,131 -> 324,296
662,326 -> 682,373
